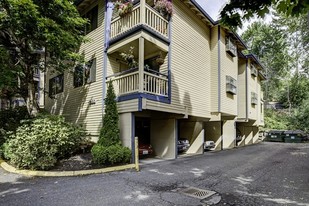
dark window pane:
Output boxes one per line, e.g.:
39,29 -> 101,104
49,74 -> 64,96
85,5 -> 98,34
74,65 -> 84,87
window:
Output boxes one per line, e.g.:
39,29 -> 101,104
73,59 -> 96,87
251,92 -> 258,105
84,5 -> 98,34
49,74 -> 64,96
226,37 -> 237,57
226,75 -> 237,95
251,64 -> 258,77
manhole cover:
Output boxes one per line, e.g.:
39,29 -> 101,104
178,187 -> 216,199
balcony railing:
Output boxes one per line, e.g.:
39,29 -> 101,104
110,2 -> 169,39
107,69 -> 168,97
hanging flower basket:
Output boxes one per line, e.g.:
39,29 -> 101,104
156,52 -> 165,65
114,1 -> 133,18
154,0 -> 173,19
156,57 -> 164,65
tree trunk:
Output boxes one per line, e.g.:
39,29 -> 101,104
27,82 -> 39,116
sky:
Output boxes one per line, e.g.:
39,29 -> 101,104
195,0 -> 273,35
195,0 -> 227,21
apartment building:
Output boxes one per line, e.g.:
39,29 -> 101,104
44,0 -> 265,159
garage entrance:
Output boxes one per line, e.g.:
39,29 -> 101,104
135,117 -> 153,157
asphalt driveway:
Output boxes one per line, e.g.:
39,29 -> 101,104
1,142 -> 309,206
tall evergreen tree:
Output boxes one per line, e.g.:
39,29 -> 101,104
98,81 -> 120,147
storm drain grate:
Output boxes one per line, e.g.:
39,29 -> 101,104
178,187 -> 216,199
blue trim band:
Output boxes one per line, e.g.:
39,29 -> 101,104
117,93 -> 170,104
138,97 -> 142,111
109,25 -> 170,47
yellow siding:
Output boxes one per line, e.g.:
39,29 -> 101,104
248,59 -> 258,120
118,99 -> 139,113
210,26 -> 219,112
45,0 -> 105,136
220,29 -> 238,116
170,0 -> 211,118
257,76 -> 264,126
237,58 -> 246,118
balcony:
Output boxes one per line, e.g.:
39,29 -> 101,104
110,0 -> 169,41
107,68 -> 168,98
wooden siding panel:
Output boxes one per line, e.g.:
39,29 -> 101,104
210,26 -> 219,112
220,29 -> 238,115
170,0 -> 211,118
237,58 -> 246,118
45,1 -> 105,136
118,99 -> 139,113
248,59 -> 258,120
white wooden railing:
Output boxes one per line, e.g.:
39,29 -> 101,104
107,70 -> 168,97
144,72 -> 168,96
144,4 -> 168,37
111,6 -> 141,39
111,71 -> 139,95
110,2 -> 169,39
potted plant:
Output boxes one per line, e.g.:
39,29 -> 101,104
114,0 -> 133,18
120,46 -> 138,68
156,52 -> 164,65
154,0 -> 173,19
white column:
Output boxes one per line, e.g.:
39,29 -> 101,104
138,37 -> 144,93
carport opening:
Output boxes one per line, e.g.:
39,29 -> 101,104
135,117 -> 153,157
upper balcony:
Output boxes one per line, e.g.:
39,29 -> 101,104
110,0 -> 169,42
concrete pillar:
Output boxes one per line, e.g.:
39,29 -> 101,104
150,118 -> 176,159
222,120 -> 236,149
119,113 -> 133,149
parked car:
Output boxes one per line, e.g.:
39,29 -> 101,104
204,141 -> 215,150
139,143 -> 153,156
178,138 -> 190,153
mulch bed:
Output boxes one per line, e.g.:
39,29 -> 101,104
51,152 -> 105,171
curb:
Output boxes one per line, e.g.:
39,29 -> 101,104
0,160 -> 136,177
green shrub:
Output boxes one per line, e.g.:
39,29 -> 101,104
91,144 -> 131,165
3,114 -> 86,170
91,144 -> 108,165
0,106 -> 30,144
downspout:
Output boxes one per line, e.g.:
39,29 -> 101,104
167,11 -> 172,104
102,0 -> 108,115
245,58 -> 249,120
218,26 -> 222,149
217,26 -> 221,113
